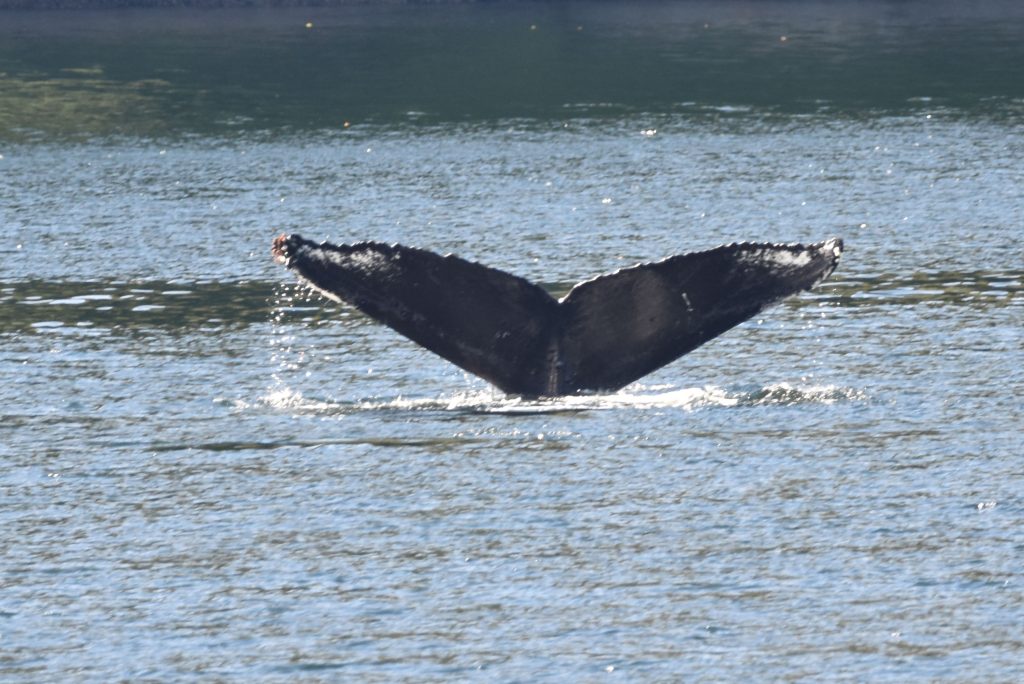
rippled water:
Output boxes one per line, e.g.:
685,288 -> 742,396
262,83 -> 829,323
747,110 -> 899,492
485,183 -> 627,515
2,3 -> 1023,681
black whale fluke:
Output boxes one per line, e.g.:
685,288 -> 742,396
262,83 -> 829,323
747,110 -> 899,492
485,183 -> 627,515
272,234 -> 843,397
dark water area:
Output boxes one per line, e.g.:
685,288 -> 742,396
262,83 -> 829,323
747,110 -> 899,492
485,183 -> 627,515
2,2 -> 1023,681
3,1 -> 1024,137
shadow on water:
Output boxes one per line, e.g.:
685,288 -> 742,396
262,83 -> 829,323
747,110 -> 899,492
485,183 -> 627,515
148,434 -> 488,453
1,271 -> 1018,334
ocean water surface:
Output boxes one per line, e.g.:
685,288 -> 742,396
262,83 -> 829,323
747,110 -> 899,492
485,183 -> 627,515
2,2 -> 1023,680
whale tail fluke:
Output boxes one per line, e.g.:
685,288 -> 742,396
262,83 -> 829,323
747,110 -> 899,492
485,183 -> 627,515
273,236 -> 562,394
559,239 -> 843,392
273,234 -> 843,397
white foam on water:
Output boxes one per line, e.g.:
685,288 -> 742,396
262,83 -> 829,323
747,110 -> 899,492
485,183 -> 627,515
233,387 -> 343,413
746,382 -> 866,406
249,381 -> 864,416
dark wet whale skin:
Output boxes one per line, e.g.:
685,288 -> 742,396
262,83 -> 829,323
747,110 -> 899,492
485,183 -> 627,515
273,234 -> 843,397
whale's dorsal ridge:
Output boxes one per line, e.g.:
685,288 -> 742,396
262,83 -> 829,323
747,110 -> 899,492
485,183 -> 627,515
273,233 -> 843,397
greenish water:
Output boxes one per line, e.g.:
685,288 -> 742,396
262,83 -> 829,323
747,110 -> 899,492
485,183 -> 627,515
3,2 -> 1024,138
2,2 -> 1023,681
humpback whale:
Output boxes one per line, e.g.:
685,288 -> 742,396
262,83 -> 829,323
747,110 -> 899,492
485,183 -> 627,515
272,234 -> 843,397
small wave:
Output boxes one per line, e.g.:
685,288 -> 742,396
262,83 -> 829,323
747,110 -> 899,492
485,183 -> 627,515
243,386 -> 736,415
493,385 -> 740,413
240,388 -> 512,414
244,383 -> 861,415
741,383 -> 866,406
229,388 -> 343,414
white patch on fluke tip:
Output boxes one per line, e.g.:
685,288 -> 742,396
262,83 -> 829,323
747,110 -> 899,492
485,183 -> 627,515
343,248 -> 393,274
756,248 -> 814,269
309,244 -> 396,275
828,238 -> 843,259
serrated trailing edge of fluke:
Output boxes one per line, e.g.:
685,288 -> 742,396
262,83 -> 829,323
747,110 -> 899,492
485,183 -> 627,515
275,233 -> 843,285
